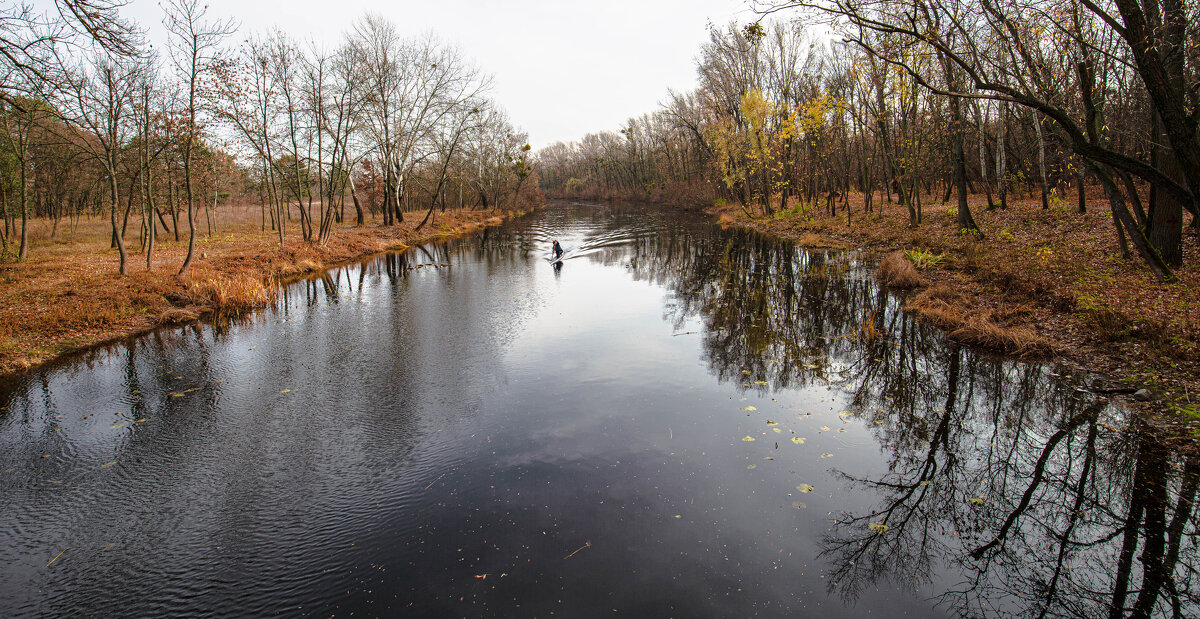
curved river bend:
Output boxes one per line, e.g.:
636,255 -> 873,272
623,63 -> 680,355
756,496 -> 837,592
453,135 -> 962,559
1,201 -> 1195,617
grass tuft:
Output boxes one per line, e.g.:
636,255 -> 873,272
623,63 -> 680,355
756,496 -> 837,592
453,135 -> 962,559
949,314 -> 1054,357
877,251 -> 925,289
185,271 -> 277,313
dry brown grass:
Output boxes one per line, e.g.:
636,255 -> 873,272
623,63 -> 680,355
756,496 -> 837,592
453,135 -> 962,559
184,270 -> 278,313
903,283 -> 1054,357
0,204 -> 525,375
949,314 -> 1055,357
877,250 -> 926,289
904,284 -> 968,330
157,306 -> 201,324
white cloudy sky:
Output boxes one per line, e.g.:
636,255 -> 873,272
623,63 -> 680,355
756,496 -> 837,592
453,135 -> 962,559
107,0 -> 759,149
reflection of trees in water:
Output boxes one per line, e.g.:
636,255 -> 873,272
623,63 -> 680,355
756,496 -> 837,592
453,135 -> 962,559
822,359 -> 1200,618
614,220 -> 1200,617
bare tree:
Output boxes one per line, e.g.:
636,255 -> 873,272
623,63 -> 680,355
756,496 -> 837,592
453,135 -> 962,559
163,0 -> 235,276
58,51 -> 139,274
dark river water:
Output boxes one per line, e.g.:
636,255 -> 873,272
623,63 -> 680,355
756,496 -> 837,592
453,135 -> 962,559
1,201 -> 1197,617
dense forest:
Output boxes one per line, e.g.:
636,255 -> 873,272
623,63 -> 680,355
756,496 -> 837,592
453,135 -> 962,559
0,0 -> 539,275
537,0 -> 1199,279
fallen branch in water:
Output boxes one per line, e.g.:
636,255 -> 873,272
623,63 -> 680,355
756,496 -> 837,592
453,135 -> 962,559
563,540 -> 592,559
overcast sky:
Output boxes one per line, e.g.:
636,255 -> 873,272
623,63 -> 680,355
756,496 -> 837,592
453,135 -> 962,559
107,0 -> 758,149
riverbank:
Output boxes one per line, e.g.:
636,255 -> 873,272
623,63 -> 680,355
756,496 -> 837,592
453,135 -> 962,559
0,206 -> 524,377
714,195 -> 1200,437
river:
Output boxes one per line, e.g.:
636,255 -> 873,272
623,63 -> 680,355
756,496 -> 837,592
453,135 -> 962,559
1,200 -> 1195,617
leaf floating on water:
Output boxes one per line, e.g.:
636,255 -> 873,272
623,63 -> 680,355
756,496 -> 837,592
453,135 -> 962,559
764,457 -> 775,460
742,370 -> 752,375
674,515 -> 682,519
838,428 -> 847,433
742,436 -> 756,442
772,427 -> 782,434
796,484 -> 814,493
280,389 -> 292,394
820,453 -> 834,458
868,522 -> 889,534
919,481 -> 933,487
747,464 -> 757,470
766,420 -> 778,425
874,420 -> 886,425
968,497 -> 985,505
753,381 -> 768,386
100,461 -> 117,470
135,418 -> 147,423
168,392 -> 184,398
100,543 -> 113,552
791,437 -> 806,444
741,406 -> 757,411
111,424 -> 126,429
820,426 -> 831,432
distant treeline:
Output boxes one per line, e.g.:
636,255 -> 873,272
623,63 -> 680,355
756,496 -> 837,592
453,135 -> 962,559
538,0 -> 1198,279
0,1 -> 540,274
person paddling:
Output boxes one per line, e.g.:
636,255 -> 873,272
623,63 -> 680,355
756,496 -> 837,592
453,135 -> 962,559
552,240 -> 564,261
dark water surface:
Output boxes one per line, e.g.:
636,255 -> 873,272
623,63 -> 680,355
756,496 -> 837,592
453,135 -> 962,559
2,201 -> 1197,617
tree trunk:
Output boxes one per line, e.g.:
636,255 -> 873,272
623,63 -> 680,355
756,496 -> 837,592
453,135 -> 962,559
1147,115 -> 1184,267
18,167 -> 28,261
349,173 -> 364,225
109,168 -> 128,275
1034,114 -> 1049,209
947,90 -> 979,233
1077,168 -> 1087,213
1093,162 -> 1173,280
996,99 -> 1008,210
179,147 -> 197,275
